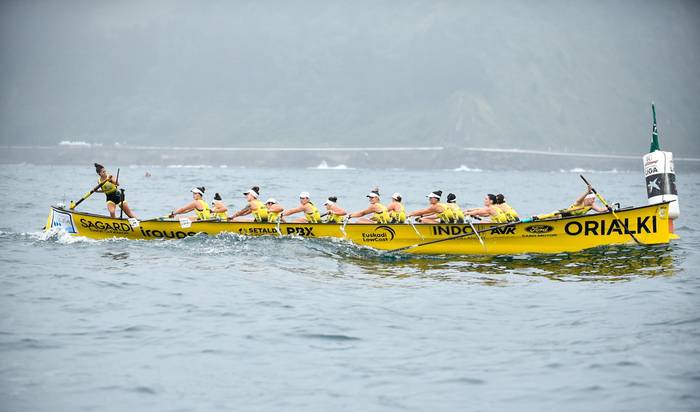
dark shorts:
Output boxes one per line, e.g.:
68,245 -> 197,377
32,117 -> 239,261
105,191 -> 123,205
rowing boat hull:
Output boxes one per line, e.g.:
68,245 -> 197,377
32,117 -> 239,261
45,202 -> 675,255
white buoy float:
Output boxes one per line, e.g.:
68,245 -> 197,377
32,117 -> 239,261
643,103 -> 679,233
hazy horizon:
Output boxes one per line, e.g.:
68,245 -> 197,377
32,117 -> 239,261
1,1 -> 698,156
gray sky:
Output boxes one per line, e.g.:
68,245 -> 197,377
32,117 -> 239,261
1,0 -> 698,155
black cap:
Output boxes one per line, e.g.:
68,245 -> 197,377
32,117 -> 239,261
214,193 -> 222,201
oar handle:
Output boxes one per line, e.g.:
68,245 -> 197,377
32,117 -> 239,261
70,177 -> 112,209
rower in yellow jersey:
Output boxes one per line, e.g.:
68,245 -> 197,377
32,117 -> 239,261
94,163 -> 137,218
407,190 -> 454,224
265,198 -> 285,223
465,194 -> 508,223
387,193 -> 407,223
211,193 -> 228,220
169,187 -> 211,221
533,184 -> 607,220
494,194 -> 520,222
282,192 -> 321,223
322,196 -> 347,223
230,186 -> 269,222
445,193 -> 466,223
347,189 -> 390,224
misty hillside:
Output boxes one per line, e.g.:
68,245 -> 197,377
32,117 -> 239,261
1,1 -> 698,155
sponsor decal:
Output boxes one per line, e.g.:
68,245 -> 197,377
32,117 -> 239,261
432,225 -> 515,236
490,226 -> 516,235
564,216 -> 657,236
361,225 -> 396,242
525,224 -> 554,234
285,227 -> 315,237
238,227 -> 280,235
80,218 -> 134,234
52,210 -> 77,233
139,227 -> 196,239
80,218 -> 197,239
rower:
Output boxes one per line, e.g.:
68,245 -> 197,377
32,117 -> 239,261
265,198 -> 285,223
230,186 -> 268,222
347,189 -> 390,224
407,190 -> 454,224
446,193 -> 466,223
494,194 -> 520,222
169,187 -> 211,221
211,193 -> 228,220
533,184 -> 607,220
465,194 -> 508,223
387,193 -> 407,224
281,192 -> 321,223
322,196 -> 347,223
94,163 -> 137,219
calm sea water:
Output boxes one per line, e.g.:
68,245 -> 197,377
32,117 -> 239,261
1,164 -> 699,412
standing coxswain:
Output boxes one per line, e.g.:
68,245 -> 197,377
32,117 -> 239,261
94,163 -> 137,219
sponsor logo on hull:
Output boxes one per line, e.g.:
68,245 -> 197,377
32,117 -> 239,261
564,216 -> 657,236
362,225 -> 396,242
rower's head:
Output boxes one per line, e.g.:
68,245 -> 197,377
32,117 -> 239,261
191,187 -> 205,200
265,198 -> 277,207
485,193 -> 497,206
299,191 -> 311,204
95,163 -> 106,177
214,193 -> 222,201
427,190 -> 442,204
243,186 -> 260,201
495,194 -> 505,204
324,196 -> 338,209
447,193 -> 457,204
583,193 -> 596,206
391,193 -> 402,203
366,191 -> 380,204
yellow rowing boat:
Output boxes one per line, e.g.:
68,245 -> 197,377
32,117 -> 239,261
44,201 -> 676,255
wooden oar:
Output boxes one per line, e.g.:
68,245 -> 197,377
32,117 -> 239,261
387,220 -> 520,254
579,175 -> 644,245
408,217 -> 424,239
467,217 -> 485,250
69,170 -> 117,210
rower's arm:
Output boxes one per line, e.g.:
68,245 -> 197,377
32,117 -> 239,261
232,206 -> 252,218
465,207 -> 491,217
350,207 -> 373,218
408,207 -> 433,217
591,203 -> 608,213
573,185 -> 593,206
282,206 -> 304,216
171,201 -> 196,216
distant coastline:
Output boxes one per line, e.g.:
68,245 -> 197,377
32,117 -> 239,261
1,144 -> 698,171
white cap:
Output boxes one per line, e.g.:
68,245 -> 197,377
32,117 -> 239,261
366,192 -> 379,198
299,191 -> 310,199
265,198 -> 277,204
191,187 -> 204,196
243,188 -> 259,198
427,192 -> 440,199
584,193 -> 596,200
392,192 -> 401,200
323,199 -> 335,206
